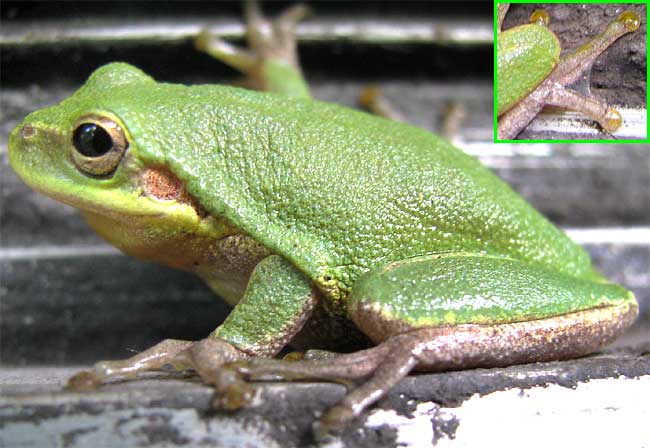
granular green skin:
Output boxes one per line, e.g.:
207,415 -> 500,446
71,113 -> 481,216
350,254 -> 631,327
498,24 -> 560,115
13,63 -> 617,324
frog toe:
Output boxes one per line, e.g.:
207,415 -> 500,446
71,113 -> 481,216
315,404 -> 357,438
210,370 -> 257,410
219,335 -> 422,426
358,86 -> 406,122
245,1 -> 309,47
66,369 -> 105,392
64,337 -> 252,390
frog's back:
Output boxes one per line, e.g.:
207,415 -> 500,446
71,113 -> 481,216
98,73 -> 594,300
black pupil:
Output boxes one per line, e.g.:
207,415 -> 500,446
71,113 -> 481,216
73,123 -> 113,157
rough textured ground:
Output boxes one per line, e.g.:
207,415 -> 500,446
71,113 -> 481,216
1,345 -> 649,447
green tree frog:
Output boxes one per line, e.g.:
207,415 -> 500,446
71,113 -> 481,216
8,2 -> 638,433
497,3 -> 641,139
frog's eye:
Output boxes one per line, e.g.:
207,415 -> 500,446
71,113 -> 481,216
71,115 -> 128,176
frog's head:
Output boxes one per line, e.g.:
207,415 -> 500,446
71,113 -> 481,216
9,63 -> 233,269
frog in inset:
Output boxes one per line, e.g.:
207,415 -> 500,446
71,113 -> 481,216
497,3 -> 641,139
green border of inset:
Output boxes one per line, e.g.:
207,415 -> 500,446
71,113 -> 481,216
493,0 -> 649,143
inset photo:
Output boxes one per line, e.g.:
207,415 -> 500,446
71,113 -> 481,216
495,2 -> 647,141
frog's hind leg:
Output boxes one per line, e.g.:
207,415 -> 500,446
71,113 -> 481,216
226,306 -> 636,431
224,253 -> 637,431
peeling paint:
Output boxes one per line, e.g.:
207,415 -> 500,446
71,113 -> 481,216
434,376 -> 650,448
365,402 -> 438,447
1,359 -> 648,447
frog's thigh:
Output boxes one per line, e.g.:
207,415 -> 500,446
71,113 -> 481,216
350,253 -> 637,369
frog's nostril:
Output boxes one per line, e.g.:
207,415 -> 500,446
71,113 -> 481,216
21,125 -> 37,139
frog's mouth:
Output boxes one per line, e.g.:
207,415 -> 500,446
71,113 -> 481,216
9,121 -> 203,222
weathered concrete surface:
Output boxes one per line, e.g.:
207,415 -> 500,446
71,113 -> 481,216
1,344 -> 649,448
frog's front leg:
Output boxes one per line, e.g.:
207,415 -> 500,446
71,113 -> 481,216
68,255 -> 317,391
225,253 -> 637,431
498,10 -> 640,139
195,1 -> 310,98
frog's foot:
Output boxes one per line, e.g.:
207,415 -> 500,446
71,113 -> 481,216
358,87 -> 406,122
498,10 -> 640,139
223,337 -> 412,433
66,338 -> 249,392
498,76 -> 624,139
546,85 -> 623,133
224,301 -> 637,435
359,87 -> 465,139
195,1 -> 310,97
